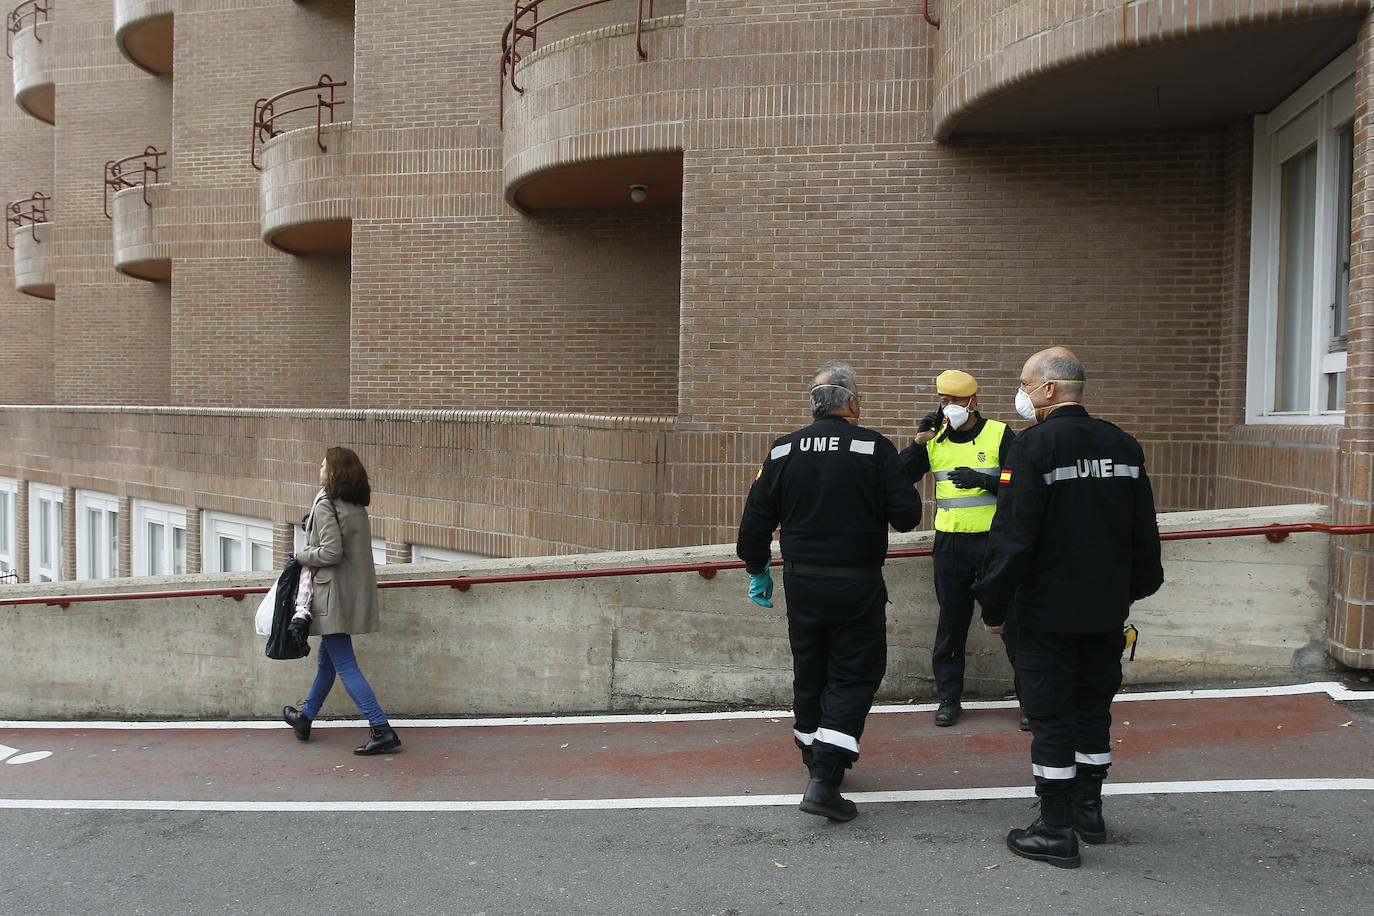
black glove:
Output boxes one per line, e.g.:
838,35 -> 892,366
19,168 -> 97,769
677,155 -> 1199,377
917,408 -> 944,434
288,615 -> 311,641
949,466 -> 994,490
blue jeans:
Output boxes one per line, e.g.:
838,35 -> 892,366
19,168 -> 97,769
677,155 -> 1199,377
300,634 -> 389,727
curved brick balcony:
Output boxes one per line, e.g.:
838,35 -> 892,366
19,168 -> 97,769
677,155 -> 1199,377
114,0 -> 173,76
932,0 -> 1367,140
10,14 -> 54,124
502,15 -> 685,211
111,183 -> 172,281
257,121 -> 352,253
12,222 -> 54,299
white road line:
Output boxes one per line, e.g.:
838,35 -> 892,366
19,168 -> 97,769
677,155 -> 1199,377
0,779 -> 1370,813
0,681 -> 1368,730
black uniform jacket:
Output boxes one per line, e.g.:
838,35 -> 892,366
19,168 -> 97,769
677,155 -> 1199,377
974,405 -> 1163,633
736,415 -> 922,574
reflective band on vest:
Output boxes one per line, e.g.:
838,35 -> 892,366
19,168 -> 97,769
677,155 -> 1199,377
926,419 -> 1006,533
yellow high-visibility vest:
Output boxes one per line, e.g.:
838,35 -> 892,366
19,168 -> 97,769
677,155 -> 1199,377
927,419 -> 1006,533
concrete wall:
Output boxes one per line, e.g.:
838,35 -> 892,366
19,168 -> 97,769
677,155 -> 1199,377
0,504 -> 1334,720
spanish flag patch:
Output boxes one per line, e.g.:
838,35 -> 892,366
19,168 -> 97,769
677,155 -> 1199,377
755,464 -> 765,481
1000,469 -> 1012,484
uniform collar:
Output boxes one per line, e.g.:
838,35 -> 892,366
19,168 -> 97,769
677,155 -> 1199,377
942,413 -> 987,443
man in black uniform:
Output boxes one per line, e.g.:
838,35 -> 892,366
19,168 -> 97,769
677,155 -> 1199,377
737,360 -> 923,822
975,347 -> 1163,868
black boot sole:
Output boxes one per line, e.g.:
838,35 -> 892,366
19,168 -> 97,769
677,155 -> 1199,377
1006,836 -> 1081,868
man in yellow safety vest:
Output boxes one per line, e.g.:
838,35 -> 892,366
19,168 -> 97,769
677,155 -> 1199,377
900,369 -> 1019,728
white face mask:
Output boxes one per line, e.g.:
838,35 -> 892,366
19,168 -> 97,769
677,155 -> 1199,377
1015,387 -> 1038,421
943,403 -> 971,429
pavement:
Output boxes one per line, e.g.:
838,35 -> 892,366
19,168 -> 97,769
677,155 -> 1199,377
1,681 -> 1372,915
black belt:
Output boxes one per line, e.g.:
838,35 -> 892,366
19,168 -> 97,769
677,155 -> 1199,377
783,561 -> 881,579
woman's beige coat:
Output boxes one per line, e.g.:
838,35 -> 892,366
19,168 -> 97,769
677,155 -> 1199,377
296,490 -> 380,636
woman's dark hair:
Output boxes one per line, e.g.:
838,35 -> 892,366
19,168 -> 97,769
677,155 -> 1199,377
323,446 -> 371,506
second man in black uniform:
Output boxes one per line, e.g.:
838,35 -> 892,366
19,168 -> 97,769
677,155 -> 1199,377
737,360 -> 923,822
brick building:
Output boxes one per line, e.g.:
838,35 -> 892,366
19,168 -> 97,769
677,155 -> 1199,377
1,0 -> 1371,668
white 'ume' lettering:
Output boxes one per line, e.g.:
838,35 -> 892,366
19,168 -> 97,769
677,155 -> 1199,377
799,436 -> 842,452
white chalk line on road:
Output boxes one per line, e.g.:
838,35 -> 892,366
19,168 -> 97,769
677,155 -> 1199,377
0,778 -> 1370,813
0,681 -> 1368,731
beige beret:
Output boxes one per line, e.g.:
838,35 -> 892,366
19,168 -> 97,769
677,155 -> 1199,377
936,370 -> 978,398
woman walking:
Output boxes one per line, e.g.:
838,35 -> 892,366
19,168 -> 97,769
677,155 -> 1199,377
282,446 -> 401,756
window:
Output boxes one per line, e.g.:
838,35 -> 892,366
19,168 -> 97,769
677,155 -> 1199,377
75,491 -> 119,581
0,478 -> 17,579
132,500 -> 187,577
411,544 -> 488,563
1248,49 -> 1354,423
28,483 -> 63,583
202,512 -> 274,573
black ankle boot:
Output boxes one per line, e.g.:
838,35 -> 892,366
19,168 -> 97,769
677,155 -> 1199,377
1007,795 -> 1080,868
1072,775 -> 1107,844
799,777 -> 857,822
282,705 -> 311,742
354,724 -> 401,756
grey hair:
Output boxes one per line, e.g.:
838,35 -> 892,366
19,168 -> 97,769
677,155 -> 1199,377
1033,352 -> 1087,392
810,360 -> 858,419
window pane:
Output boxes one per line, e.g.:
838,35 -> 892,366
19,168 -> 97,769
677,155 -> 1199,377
86,508 -> 101,578
172,527 -> 186,576
1275,145 -> 1318,412
1327,372 -> 1347,411
1332,124 -> 1353,346
250,542 -> 272,572
0,491 -> 9,552
108,510 -> 118,577
148,521 -> 164,575
220,536 -> 242,572
39,502 -> 51,566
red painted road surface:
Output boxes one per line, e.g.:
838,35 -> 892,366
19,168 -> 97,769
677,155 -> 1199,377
1,689 -> 1369,805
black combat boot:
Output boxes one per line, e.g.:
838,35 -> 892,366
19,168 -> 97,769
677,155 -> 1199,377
1072,766 -> 1108,844
799,763 -> 856,822
354,723 -> 401,756
1007,793 -> 1081,868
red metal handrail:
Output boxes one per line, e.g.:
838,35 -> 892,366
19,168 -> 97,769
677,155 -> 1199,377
104,147 -> 166,218
5,0 -> 48,60
250,75 -> 347,170
500,0 -> 653,129
5,190 -> 49,250
1,522 -> 1367,609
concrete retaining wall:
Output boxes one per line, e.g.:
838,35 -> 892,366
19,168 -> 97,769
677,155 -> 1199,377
0,504 -> 1333,720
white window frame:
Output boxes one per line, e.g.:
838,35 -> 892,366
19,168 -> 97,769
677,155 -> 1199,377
0,477 -> 17,578
1247,48 -> 1355,423
202,511 -> 275,574
132,500 -> 188,577
28,483 -> 63,583
411,544 -> 488,563
75,490 -> 119,581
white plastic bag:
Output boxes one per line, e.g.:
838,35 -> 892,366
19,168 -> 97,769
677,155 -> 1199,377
253,581 -> 277,637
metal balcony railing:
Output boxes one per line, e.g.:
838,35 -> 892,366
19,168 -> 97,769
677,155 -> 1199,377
5,0 -> 48,60
5,190 -> 49,249
251,75 -> 347,170
104,147 -> 166,218
500,0 -> 653,129
0,522 -> 1364,608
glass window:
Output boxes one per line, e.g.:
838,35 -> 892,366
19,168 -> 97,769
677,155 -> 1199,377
1248,51 -> 1354,422
0,478 -> 16,578
75,491 -> 119,581
29,483 -> 63,583
132,500 -> 188,577
202,511 -> 273,574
